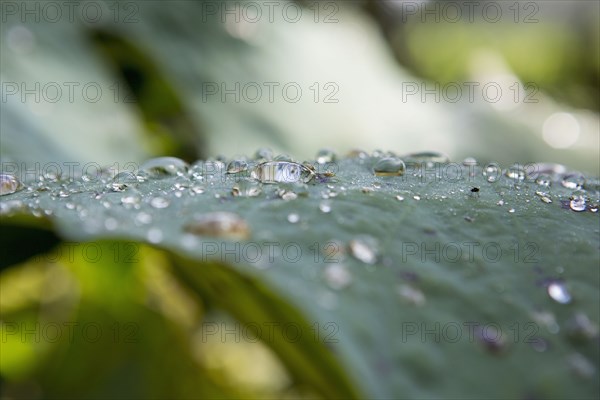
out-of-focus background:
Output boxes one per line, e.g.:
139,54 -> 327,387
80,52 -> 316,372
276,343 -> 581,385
1,0 -> 598,173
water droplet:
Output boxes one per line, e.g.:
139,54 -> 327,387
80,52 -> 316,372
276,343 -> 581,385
189,160 -> 225,181
566,313 -> 599,342
252,161 -> 315,184
403,151 -> 449,164
568,353 -> 596,379
105,218 -> 119,231
287,213 -> 300,223
547,280 -> 571,304
497,200 -> 504,206
140,157 -> 189,178
316,149 -> 336,164
191,185 -> 205,194
569,195 -> 586,212
135,212 -> 152,225
562,173 -> 586,190
226,160 -> 249,174
319,201 -> 332,213
508,208 -> 515,213
0,174 -> 23,196
397,284 -> 426,306
147,228 -> 164,244
150,196 -> 170,209
113,171 -> 138,185
483,164 -> 501,183
278,189 -> 298,201
232,180 -> 262,197
373,157 -> 406,177
396,195 -> 404,201
108,182 -> 128,192
184,212 -> 250,239
349,238 -> 377,264
413,195 -> 421,201
535,191 -> 552,204
462,157 -> 478,166
121,195 -> 141,207
324,264 -> 352,290
505,165 -> 525,181
535,174 -> 552,187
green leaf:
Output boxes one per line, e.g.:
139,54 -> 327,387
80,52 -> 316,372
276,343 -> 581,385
1,155 -> 598,398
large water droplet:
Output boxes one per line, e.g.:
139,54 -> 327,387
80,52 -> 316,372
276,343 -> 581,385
547,280 -> 572,304
562,173 -> 586,190
324,264 -> 352,290
232,180 -> 262,197
140,157 -> 189,179
505,165 -> 525,181
373,157 -> 406,177
0,174 -> 23,196
184,212 -> 250,239
483,164 -> 501,183
252,161 -> 315,184
189,160 -> 225,181
569,195 -> 586,212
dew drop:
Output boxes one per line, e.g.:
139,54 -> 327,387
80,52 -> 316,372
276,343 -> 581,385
413,195 -> 421,201
121,195 -> 141,207
505,165 -> 525,181
189,160 -> 225,181
397,284 -> 426,306
319,201 -> 332,213
278,189 -> 298,201
547,280 -> 571,304
316,149 -> 336,164
569,195 -> 586,212
232,180 -> 262,197
483,164 -> 500,183
147,228 -> 164,244
324,264 -> 352,290
135,211 -> 152,225
105,218 -> 119,231
191,185 -> 205,194
562,173 -> 586,190
252,161 -> 314,184
113,171 -> 138,185
462,157 -> 478,166
373,157 -> 406,177
349,238 -> 377,264
535,174 -> 552,187
226,160 -> 248,174
568,353 -> 596,379
287,213 -> 300,224
108,182 -> 128,192
184,212 -> 250,240
508,208 -> 515,213
566,313 -> 599,342
150,196 -> 170,209
140,157 -> 189,178
535,191 -> 552,204
396,195 -> 404,201
0,174 -> 23,196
